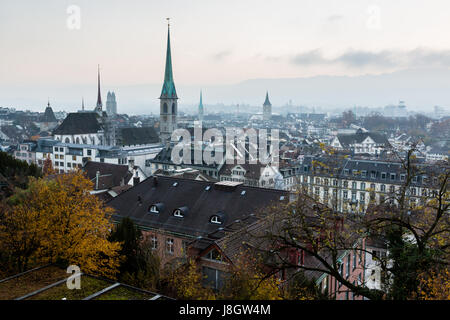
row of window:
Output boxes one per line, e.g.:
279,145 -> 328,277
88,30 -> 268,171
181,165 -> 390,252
149,235 -> 188,255
148,204 -> 223,224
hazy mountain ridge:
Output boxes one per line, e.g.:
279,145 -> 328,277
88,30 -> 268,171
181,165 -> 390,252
2,67 -> 450,115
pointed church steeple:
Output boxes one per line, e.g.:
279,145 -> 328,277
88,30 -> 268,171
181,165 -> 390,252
96,64 -> 103,111
263,91 -> 272,121
160,21 -> 177,99
159,18 -> 178,144
263,91 -> 271,106
198,90 -> 204,120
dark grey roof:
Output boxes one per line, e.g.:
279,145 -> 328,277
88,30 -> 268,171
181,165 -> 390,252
107,176 -> 289,239
53,112 -> 103,135
40,106 -> 57,123
82,161 -> 132,190
151,145 -> 224,169
337,131 -> 389,147
301,155 -> 444,187
117,127 -> 159,146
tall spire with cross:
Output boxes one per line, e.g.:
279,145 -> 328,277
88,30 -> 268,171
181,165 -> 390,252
159,18 -> 178,144
96,64 -> 103,112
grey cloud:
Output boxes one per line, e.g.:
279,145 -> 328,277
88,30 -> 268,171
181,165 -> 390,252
290,48 -> 450,68
212,50 -> 232,61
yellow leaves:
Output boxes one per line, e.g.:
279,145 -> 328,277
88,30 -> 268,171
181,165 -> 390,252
0,170 -> 122,278
415,269 -> 450,300
164,259 -> 215,300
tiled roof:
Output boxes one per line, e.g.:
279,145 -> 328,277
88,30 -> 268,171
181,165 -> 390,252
107,175 -> 288,239
82,161 -> 132,190
53,112 -> 103,135
117,127 -> 159,146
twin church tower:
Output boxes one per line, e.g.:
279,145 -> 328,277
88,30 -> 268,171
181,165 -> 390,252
158,20 -> 272,144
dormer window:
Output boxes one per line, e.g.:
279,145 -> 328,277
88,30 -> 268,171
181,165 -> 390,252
173,206 -> 188,218
148,203 -> 164,214
210,215 -> 221,224
173,209 -> 183,217
210,211 -> 225,224
149,205 -> 159,214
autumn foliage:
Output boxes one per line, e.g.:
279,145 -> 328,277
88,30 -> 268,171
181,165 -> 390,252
0,170 -> 122,278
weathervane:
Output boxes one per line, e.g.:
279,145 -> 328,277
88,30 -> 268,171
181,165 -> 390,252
166,17 -> 170,28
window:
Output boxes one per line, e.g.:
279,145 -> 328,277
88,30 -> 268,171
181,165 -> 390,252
360,182 -> 366,190
205,249 -> 223,262
360,192 -> 365,202
353,250 -> 357,270
380,184 -> 386,192
390,173 -> 396,180
173,209 -> 183,217
361,170 -> 367,178
381,172 -> 386,180
166,238 -> 174,254
210,215 -> 221,224
352,182 -> 357,189
371,171 -> 376,179
346,254 -> 351,278
151,235 -> 158,250
343,181 -> 348,188
87,150 -> 92,156
400,174 -> 405,181
390,185 -> 395,193
344,169 -> 349,175
202,267 -> 227,291
72,155 -> 76,161
60,147 -> 64,152
181,241 -> 188,256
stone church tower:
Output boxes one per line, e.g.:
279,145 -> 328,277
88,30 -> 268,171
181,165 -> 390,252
263,91 -> 272,121
159,20 -> 178,144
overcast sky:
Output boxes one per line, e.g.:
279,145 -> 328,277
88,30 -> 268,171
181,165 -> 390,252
2,0 -> 450,111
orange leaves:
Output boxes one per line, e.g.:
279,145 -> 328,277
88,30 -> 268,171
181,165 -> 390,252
0,170 -> 121,278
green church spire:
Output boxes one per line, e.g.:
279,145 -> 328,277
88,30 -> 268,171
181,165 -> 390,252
160,20 -> 178,99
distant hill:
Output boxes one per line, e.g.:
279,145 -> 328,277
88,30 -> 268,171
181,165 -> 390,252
2,67 -> 450,114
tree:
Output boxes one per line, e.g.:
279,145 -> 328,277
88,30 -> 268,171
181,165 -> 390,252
341,110 -> 356,127
109,217 -> 160,290
246,145 -> 448,300
42,154 -> 55,176
161,258 -> 216,300
414,268 -> 450,300
218,250 -> 282,300
0,170 -> 122,278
